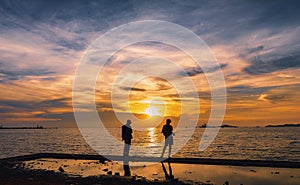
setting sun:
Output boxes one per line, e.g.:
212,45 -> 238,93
145,106 -> 161,117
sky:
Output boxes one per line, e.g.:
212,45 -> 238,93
0,0 -> 299,127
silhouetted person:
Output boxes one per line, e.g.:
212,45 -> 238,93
122,119 -> 132,176
161,119 -> 174,158
122,120 -> 133,156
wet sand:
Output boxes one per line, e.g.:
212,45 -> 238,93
21,158 -> 300,185
0,159 -> 210,185
1,154 -> 299,185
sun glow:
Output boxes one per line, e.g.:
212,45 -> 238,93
145,106 -> 161,117
142,98 -> 167,118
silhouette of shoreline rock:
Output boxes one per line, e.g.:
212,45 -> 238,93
198,124 -> 238,128
265,123 -> 300,127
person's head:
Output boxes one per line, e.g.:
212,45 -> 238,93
126,120 -> 132,125
166,119 -> 171,125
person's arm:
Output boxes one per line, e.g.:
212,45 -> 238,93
171,126 -> 175,136
161,125 -> 167,137
130,127 -> 133,139
121,126 -> 125,140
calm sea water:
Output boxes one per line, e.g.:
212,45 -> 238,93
0,127 -> 299,162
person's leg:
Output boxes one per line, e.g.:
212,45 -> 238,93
168,145 -> 172,158
168,137 -> 173,158
124,140 -> 131,157
161,144 -> 167,158
123,142 -> 131,176
127,144 -> 131,156
123,144 -> 125,156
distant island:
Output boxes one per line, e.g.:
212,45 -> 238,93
198,124 -> 238,128
265,123 -> 300,128
0,125 -> 44,129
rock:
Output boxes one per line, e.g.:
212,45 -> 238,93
250,169 -> 256,172
223,181 -> 229,185
107,171 -> 112,175
58,167 -> 64,172
185,180 -> 193,184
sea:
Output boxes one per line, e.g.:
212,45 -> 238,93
0,127 -> 299,162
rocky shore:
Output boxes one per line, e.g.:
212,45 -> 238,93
1,153 -> 299,185
0,160 -> 211,185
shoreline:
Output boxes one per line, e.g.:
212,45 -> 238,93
1,153 -> 299,185
1,153 -> 299,168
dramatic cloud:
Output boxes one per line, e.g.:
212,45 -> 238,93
0,98 -> 72,124
0,0 -> 299,126
244,54 -> 300,74
120,87 -> 146,92
180,64 -> 228,77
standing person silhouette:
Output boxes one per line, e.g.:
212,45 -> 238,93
161,119 -> 174,158
122,120 -> 132,176
122,120 -> 132,157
